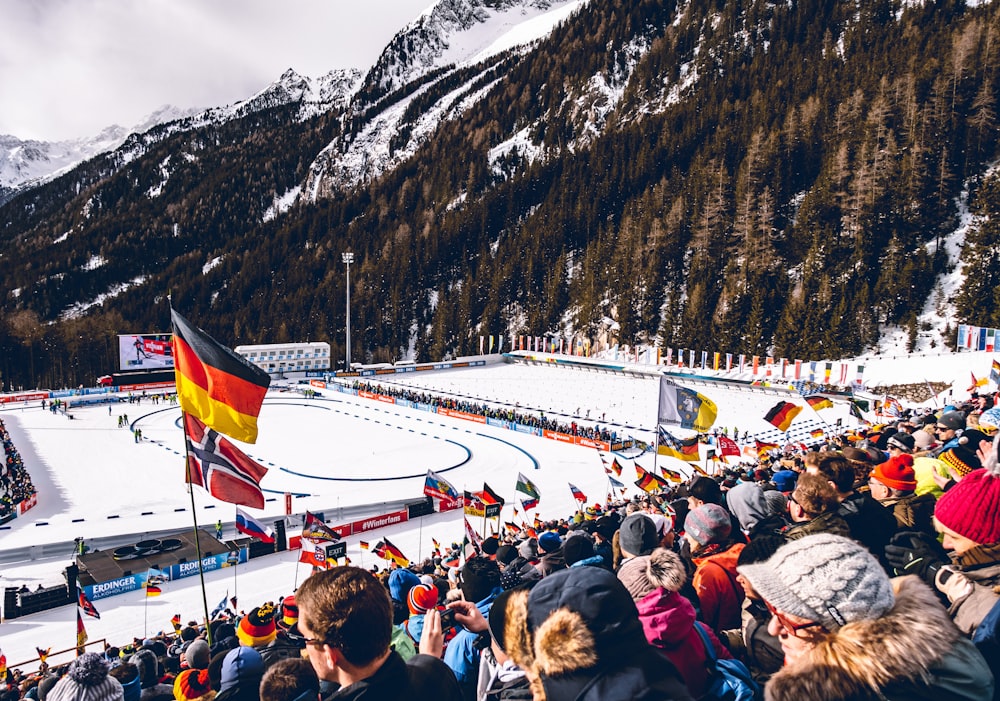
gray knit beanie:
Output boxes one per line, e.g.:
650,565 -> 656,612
737,533 -> 895,631
517,537 -> 538,560
47,653 -> 124,701
184,639 -> 211,670
684,503 -> 731,547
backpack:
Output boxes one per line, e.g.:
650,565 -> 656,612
972,596 -> 1000,701
693,623 -> 762,701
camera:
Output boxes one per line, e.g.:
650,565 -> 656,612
439,607 -> 457,630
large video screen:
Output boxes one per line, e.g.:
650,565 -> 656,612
118,334 -> 174,370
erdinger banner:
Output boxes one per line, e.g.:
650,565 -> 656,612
119,333 -> 174,370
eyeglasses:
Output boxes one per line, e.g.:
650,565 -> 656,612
764,600 -> 825,635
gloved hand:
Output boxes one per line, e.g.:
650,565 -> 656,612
884,530 -> 949,584
935,566 -> 974,606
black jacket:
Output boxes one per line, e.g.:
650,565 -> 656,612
323,652 -> 462,701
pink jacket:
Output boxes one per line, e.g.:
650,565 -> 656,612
635,588 -> 732,698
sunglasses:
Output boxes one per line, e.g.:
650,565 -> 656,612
764,600 -> 825,635
286,622 -> 325,648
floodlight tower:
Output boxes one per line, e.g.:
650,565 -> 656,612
342,252 -> 354,370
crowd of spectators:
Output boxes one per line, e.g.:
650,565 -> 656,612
4,395 -> 1000,701
350,381 -> 622,445
1,417 -> 36,521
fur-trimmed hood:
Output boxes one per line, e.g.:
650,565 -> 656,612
766,575 -> 990,701
504,567 -> 692,701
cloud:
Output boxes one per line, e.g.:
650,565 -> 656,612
0,0 -> 429,141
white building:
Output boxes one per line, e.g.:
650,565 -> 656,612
234,341 -> 331,374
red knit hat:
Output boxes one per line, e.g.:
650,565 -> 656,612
173,669 -> 213,701
407,583 -> 438,615
280,595 -> 298,629
871,454 -> 917,492
935,464 -> 1000,545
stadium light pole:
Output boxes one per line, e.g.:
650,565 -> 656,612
342,252 -> 354,370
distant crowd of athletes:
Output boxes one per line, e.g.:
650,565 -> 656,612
0,417 -> 36,520
349,381 -> 622,444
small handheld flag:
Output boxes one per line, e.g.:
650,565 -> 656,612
568,483 -> 587,502
424,470 -> 459,501
763,401 -> 802,432
210,593 -> 228,618
515,473 -> 540,500
235,506 -> 275,543
302,511 -> 339,542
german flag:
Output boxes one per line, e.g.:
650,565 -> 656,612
636,472 -> 669,493
755,439 -> 780,456
171,308 -> 271,444
359,540 -> 370,550
806,396 -> 833,411
610,458 -> 623,476
660,466 -> 683,483
810,428 -> 825,438
145,585 -> 162,597
764,401 -> 802,432
481,482 -> 505,506
382,539 -> 409,567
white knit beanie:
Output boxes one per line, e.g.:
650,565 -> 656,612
737,533 -> 895,631
47,653 -> 124,701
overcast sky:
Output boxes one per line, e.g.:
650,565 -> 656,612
0,0 -> 432,142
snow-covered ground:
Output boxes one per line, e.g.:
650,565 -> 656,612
0,351 -> 994,668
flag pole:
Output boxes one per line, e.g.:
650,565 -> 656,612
181,410 -> 214,647
143,570 -> 149,639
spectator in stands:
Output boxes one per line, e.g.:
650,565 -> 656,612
868,454 -> 935,535
683,503 -> 745,632
738,534 -> 994,700
259,659 -> 319,701
618,548 -> 732,698
215,647 -> 263,701
444,558 -> 501,700
502,566 -> 693,700
720,536 -> 786,680
296,567 -> 460,701
784,473 -> 851,541
535,532 -> 566,577
47,654 -> 124,701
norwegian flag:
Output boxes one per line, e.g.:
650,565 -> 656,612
78,590 -> 101,619
184,414 -> 268,508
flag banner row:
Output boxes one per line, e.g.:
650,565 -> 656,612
957,325 -> 1000,352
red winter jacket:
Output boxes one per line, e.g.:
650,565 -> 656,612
692,542 -> 746,632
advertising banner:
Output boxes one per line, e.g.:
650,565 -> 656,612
351,509 -> 408,534
168,550 -> 247,582
118,334 -> 174,371
439,408 -> 487,423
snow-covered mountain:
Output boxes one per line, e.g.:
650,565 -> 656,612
303,0 -> 585,200
0,69 -> 362,203
0,106 -> 205,197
